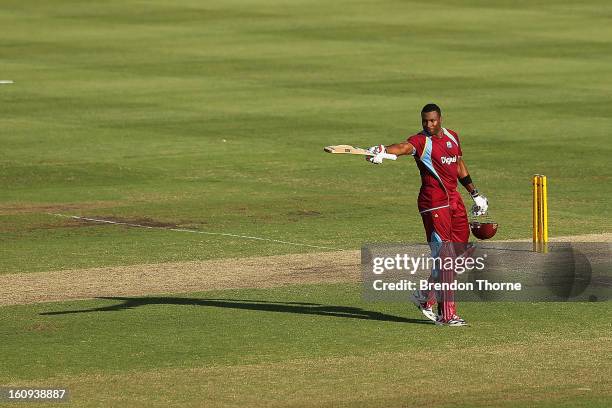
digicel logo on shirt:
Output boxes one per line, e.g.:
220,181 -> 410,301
441,156 -> 457,165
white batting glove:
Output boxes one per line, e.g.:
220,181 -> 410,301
366,145 -> 386,164
471,192 -> 489,216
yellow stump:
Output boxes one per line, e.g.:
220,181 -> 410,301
532,175 -> 548,253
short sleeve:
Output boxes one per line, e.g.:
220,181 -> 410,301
407,134 -> 424,157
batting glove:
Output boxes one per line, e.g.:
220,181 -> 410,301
471,191 -> 489,216
366,145 -> 386,164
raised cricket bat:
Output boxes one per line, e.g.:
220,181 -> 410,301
323,145 -> 397,160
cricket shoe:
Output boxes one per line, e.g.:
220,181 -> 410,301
410,292 -> 436,322
435,315 -> 468,327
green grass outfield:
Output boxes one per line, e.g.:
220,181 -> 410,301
1,0 -> 611,406
1,285 -> 611,407
2,0 -> 612,272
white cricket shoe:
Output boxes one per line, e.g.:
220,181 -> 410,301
435,315 -> 468,327
410,292 -> 437,322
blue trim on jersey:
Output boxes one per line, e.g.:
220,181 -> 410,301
419,137 -> 444,185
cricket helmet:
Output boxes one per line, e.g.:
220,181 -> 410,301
469,221 -> 498,240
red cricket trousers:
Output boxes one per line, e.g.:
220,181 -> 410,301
419,191 -> 470,320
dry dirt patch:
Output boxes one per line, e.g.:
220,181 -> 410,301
1,233 -> 610,307
0,251 -> 361,306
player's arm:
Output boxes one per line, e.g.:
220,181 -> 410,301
385,142 -> 415,156
457,158 -> 489,215
457,158 -> 476,194
365,142 -> 415,164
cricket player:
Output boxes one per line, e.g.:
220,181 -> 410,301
367,103 -> 488,326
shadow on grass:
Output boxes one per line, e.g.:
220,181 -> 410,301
40,297 -> 431,324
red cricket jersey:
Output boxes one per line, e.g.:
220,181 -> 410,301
407,128 -> 463,213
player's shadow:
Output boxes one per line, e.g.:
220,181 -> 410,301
40,296 -> 431,324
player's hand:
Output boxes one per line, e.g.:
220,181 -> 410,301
471,193 -> 488,216
366,145 -> 386,164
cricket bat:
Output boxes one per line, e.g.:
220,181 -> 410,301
323,145 -> 397,160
